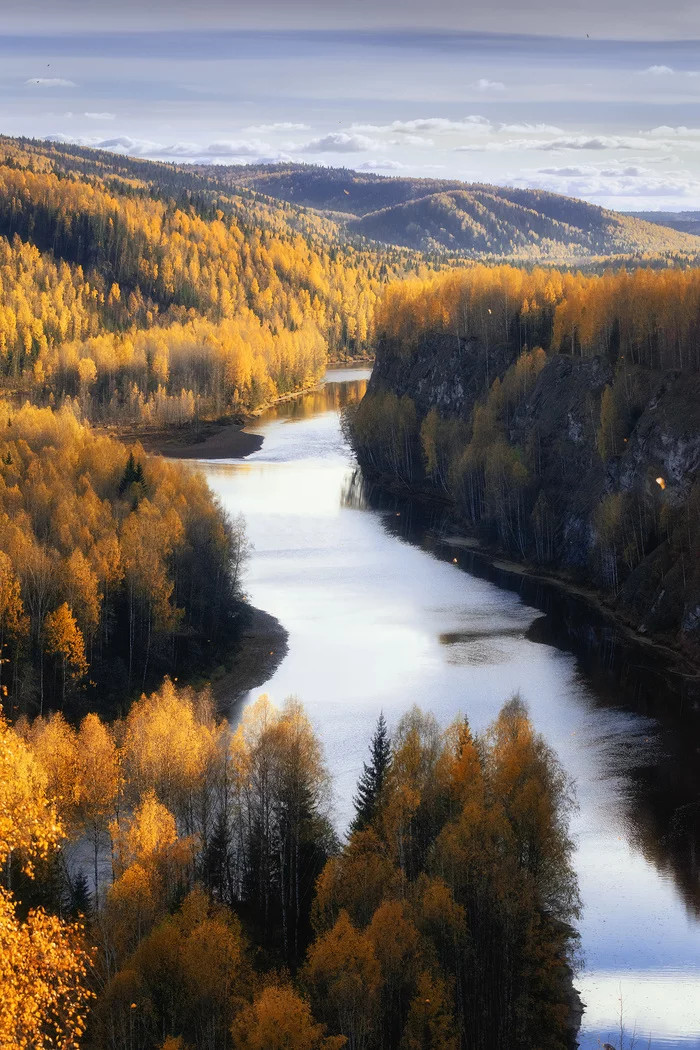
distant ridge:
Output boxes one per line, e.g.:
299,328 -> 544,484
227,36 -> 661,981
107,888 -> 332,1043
214,163 -> 700,261
1,139 -> 697,263
630,211 -> 700,237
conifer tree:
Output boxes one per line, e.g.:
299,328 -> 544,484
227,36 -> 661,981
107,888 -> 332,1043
351,712 -> 391,834
203,809 -> 232,904
67,871 -> 93,920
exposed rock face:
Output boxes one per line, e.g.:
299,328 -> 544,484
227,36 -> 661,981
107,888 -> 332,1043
368,331 -> 512,416
363,336 -> 700,652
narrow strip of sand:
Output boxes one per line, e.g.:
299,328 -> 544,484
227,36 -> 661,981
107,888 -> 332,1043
131,420 -> 264,460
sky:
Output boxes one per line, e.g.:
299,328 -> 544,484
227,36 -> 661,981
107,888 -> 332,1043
4,0 -> 700,211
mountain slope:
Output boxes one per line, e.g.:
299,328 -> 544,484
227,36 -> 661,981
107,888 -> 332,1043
631,211 -> 700,237
3,143 -> 696,262
0,137 -> 421,423
215,163 -> 700,261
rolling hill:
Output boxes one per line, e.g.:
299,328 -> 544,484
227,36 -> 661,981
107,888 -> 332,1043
1,138 -> 698,264
630,211 -> 700,237
213,163 -> 700,261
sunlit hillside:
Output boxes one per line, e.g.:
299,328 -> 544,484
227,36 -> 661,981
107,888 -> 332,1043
211,162 -> 700,260
0,137 -> 424,423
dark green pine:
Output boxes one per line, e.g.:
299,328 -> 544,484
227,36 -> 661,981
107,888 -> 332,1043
350,712 -> 392,834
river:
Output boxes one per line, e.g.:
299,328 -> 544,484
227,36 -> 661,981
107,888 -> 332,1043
198,368 -> 700,1050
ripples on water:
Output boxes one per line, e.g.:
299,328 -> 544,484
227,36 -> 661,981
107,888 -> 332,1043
198,369 -> 700,1050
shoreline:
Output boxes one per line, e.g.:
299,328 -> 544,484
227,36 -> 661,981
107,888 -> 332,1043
366,471 -> 700,686
201,605 -> 289,714
107,363 -> 372,460
438,527 -> 700,679
134,419 -> 264,460
103,380 -> 322,460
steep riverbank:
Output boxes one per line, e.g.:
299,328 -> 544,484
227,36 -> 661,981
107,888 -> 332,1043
361,468 -> 700,693
350,329 -> 700,666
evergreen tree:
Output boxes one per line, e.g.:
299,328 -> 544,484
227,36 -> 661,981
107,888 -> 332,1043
67,870 -> 92,919
202,809 -> 232,904
350,712 -> 391,834
119,451 -> 145,496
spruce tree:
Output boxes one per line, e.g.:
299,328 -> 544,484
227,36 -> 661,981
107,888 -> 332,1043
119,451 -> 145,496
202,809 -> 231,904
350,712 -> 391,834
67,870 -> 92,919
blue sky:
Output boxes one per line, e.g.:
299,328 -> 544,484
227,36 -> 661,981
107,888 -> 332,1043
4,2 -> 700,210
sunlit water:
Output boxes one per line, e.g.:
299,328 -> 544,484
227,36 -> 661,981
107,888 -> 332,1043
197,369 -> 700,1050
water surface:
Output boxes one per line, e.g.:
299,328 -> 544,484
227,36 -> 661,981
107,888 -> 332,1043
199,369 -> 700,1050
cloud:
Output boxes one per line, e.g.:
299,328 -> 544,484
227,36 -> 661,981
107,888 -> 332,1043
637,66 -> 700,78
538,135 -> 648,150
296,132 -> 381,153
539,133 -> 700,152
388,134 -> 433,147
204,139 -> 276,156
25,77 -> 77,87
84,112 -> 116,120
244,122 -> 311,132
46,133 -> 290,163
649,125 -> 700,137
353,116 -> 491,134
517,161 -> 700,201
472,78 -> 505,91
357,159 -> 405,171
537,164 -> 649,178
456,131 -> 700,153
499,122 -> 564,134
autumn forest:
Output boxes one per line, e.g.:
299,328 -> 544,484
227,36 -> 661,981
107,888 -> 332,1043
2,131 -> 700,1050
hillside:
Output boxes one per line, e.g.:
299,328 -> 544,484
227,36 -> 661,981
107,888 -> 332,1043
631,210 -> 700,237
2,140 -> 697,268
0,137 -> 427,424
346,264 -> 700,658
213,162 -> 700,260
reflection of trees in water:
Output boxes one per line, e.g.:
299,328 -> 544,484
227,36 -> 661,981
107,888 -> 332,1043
266,379 -> 368,423
354,473 -> 700,918
340,467 -> 368,511
626,762 -> 700,919
527,612 -> 700,916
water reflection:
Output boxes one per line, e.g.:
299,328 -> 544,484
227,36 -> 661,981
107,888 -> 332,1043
354,476 -> 700,927
199,369 -> 700,1050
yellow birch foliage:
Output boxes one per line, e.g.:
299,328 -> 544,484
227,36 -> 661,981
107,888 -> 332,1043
0,893 -> 93,1050
44,602 -> 88,681
0,713 -> 61,871
0,549 -> 28,640
400,971 -> 458,1050
76,712 -> 120,830
25,712 -> 81,830
304,910 -> 381,1047
231,984 -> 346,1050
0,716 -> 93,1050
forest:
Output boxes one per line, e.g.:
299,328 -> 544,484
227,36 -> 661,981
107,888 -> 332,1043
1,682 -> 580,1050
346,263 -> 700,651
0,400 -> 246,715
0,139 -> 426,426
5,136 -> 698,1049
216,163 -> 700,260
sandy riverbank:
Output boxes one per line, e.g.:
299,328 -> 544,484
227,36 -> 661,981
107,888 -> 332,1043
135,419 -> 264,460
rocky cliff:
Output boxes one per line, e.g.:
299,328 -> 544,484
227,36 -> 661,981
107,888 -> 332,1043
354,336 -> 700,655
